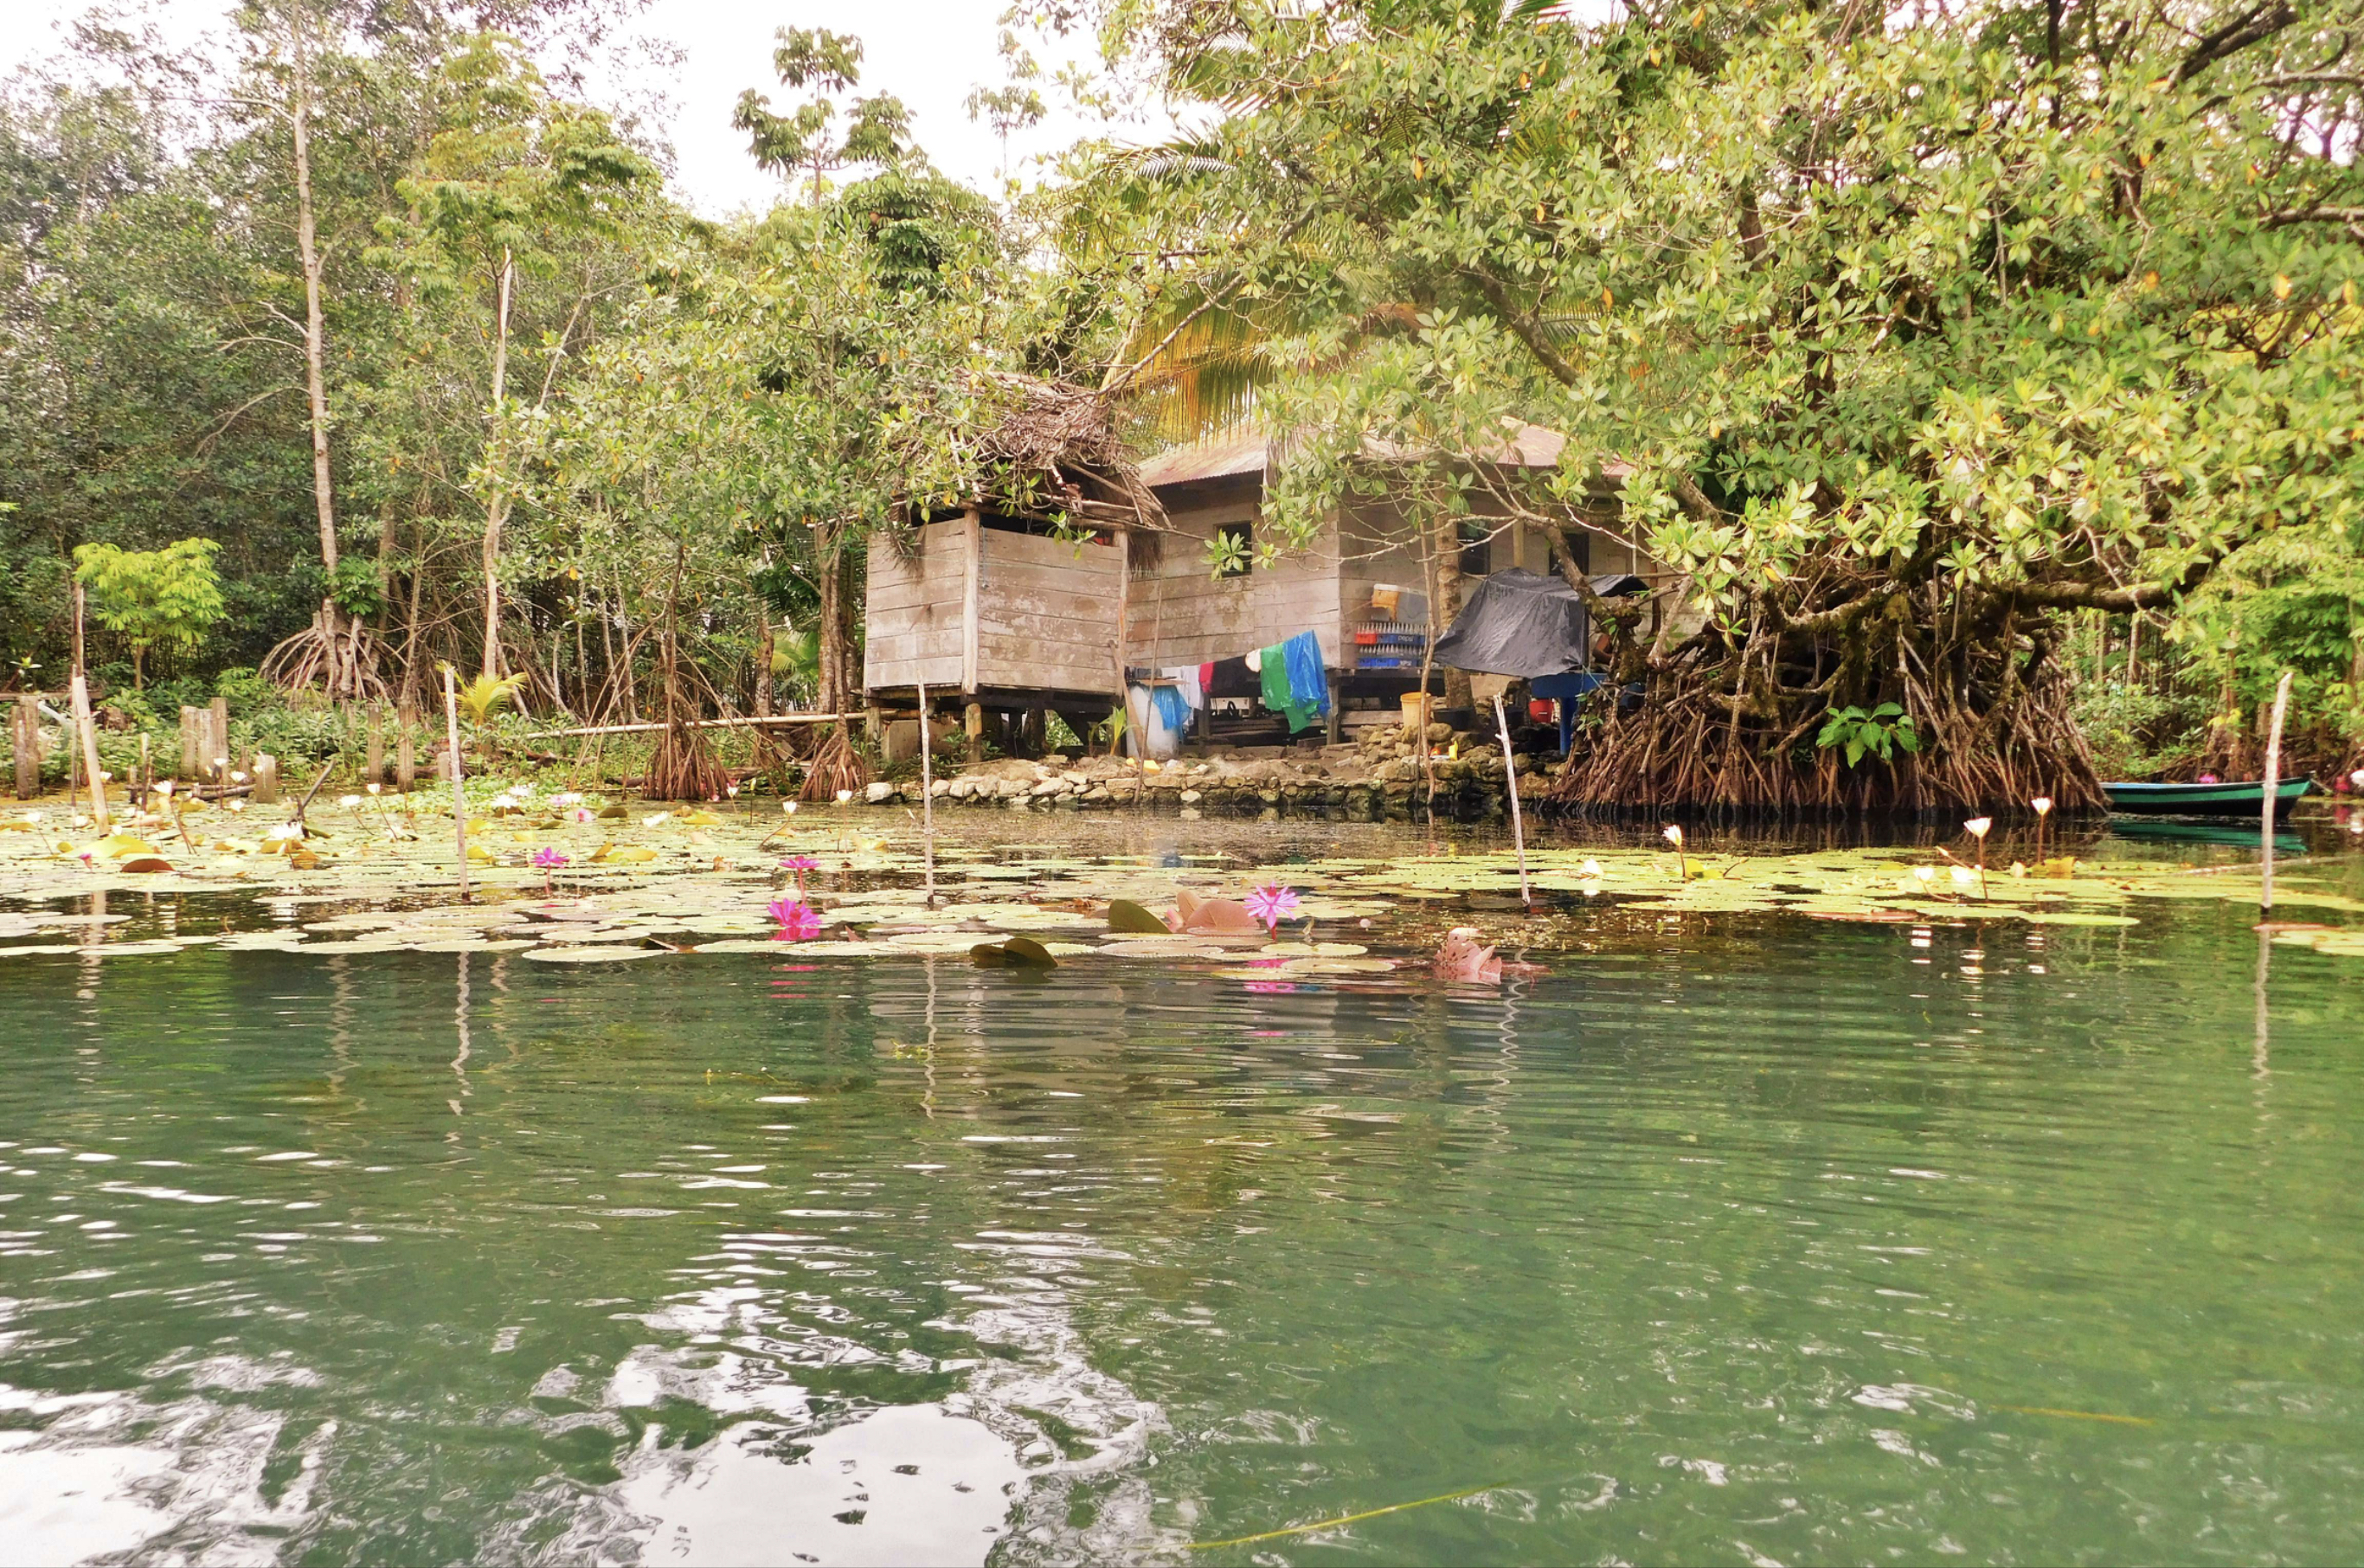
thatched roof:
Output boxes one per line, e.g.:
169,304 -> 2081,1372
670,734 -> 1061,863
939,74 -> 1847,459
968,374 -> 1167,530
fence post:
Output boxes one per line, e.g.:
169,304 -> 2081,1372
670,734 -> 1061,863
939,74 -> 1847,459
395,699 -> 417,791
208,697 -> 230,783
13,697 -> 38,800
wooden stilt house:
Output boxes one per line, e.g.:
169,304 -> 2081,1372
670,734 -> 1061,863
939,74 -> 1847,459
1125,426 -> 1659,733
862,378 -> 1167,742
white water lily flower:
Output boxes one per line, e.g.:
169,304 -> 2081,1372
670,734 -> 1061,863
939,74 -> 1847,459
339,794 -> 362,809
98,770 -> 112,782
267,823 -> 303,842
368,782 -> 382,796
232,770 -> 247,784
24,811 -> 43,822
2029,795 -> 2052,817
1963,817 -> 1992,839
1950,865 -> 1975,886
642,812 -> 671,826
1661,824 -> 1683,847
1579,858 -> 1603,877
782,800 -> 798,815
835,789 -> 853,803
1913,865 -> 1936,884
549,792 -> 581,806
228,800 -> 246,813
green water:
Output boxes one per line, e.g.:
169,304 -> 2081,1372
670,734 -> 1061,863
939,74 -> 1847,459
4,852 -> 2364,1564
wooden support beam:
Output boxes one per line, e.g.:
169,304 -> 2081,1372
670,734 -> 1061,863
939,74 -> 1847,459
960,507 -> 982,696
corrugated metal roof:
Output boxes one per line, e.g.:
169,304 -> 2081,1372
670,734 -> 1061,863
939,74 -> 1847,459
1135,422 -> 1628,491
1135,432 -> 1269,489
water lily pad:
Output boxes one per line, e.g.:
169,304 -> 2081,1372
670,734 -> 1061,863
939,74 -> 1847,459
2020,911 -> 2142,927
1107,898 -> 1169,934
522,945 -> 672,963
970,935 -> 1057,968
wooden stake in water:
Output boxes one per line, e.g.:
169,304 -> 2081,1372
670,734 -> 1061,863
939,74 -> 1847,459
71,673 -> 108,832
916,679 -> 938,907
1493,694 -> 1531,911
444,666 -> 471,903
2260,667 -> 2293,916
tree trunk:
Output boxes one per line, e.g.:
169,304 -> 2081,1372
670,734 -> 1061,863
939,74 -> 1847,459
480,247 -> 514,680
1433,512 -> 1470,713
754,602 -> 775,717
817,537 -> 846,718
290,3 -> 339,607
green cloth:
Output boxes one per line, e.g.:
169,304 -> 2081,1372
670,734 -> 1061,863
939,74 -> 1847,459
1258,641 -> 1321,734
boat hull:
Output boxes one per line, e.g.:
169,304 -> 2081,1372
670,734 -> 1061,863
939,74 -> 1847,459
2103,779 -> 2312,819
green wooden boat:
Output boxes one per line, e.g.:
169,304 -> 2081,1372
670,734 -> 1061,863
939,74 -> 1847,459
2102,777 -> 2312,819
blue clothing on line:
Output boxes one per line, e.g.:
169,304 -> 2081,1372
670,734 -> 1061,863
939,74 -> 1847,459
1148,683 -> 1192,735
1282,631 -> 1329,720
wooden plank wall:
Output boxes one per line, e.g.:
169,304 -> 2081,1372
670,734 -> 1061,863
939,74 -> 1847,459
863,523 -> 968,694
973,526 -> 1123,697
1127,494 -> 1346,668
1337,495 -> 1432,629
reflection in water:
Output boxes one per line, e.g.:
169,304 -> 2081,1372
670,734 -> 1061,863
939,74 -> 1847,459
615,1404 -> 1021,1567
0,877 -> 2362,1563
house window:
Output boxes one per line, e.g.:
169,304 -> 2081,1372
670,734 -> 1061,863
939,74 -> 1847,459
1214,522 -> 1253,578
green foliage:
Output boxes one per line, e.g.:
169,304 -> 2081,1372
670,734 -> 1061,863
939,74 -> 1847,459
324,558 -> 384,619
1063,0 -> 2364,801
2069,677 -> 2181,781
731,28 -> 914,201
453,670 -> 528,725
72,537 -> 228,684
1815,704 -> 1922,769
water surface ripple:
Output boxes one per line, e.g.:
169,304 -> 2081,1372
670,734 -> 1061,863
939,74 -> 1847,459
1,890 -> 2361,1564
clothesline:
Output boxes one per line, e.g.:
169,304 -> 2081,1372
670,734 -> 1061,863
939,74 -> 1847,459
1128,628 -> 1331,737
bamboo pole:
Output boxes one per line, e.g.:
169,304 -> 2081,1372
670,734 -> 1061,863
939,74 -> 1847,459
522,712 -> 841,740
1493,694 -> 1530,911
2260,668 -> 2293,916
445,667 -> 471,903
70,673 -> 107,831
916,679 -> 937,907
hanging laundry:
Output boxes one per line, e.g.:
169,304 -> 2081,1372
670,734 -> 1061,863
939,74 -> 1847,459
1147,682 -> 1192,735
1162,666 -> 1204,713
1257,633 -> 1329,734
1282,631 -> 1330,719
1206,656 -> 1258,699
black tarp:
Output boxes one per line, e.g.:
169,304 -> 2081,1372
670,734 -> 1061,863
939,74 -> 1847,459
1431,568 -> 1646,678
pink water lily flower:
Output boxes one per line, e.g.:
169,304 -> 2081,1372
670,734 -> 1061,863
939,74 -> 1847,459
531,847 -> 569,870
768,897 -> 823,941
1243,884 -> 1301,931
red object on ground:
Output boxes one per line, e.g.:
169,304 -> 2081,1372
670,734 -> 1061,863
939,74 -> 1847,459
1528,699 -> 1554,722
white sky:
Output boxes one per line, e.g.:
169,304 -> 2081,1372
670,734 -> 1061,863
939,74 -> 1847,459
2,0 -> 1106,215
